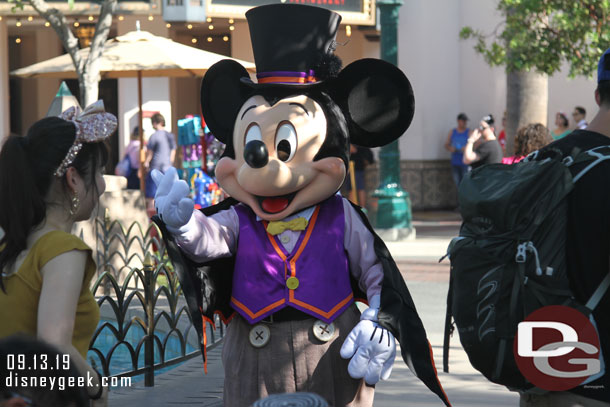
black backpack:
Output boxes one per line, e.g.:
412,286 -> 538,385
443,146 -> 610,391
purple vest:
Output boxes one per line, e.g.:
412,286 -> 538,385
231,195 -> 353,324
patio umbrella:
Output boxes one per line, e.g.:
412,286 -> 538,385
11,29 -> 256,192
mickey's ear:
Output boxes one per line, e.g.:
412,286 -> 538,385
201,60 -> 251,144
328,58 -> 414,147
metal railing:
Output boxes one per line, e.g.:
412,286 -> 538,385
87,212 -> 225,385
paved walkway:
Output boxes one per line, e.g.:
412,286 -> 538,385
109,343 -> 224,406
109,211 -> 521,406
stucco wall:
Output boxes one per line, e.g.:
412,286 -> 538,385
396,0 -> 597,164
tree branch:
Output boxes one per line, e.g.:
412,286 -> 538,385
80,0 -> 116,105
535,13 -> 582,59
87,0 -> 116,72
27,0 -> 83,74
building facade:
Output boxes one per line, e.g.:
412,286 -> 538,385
0,0 -> 598,209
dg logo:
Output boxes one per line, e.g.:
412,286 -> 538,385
514,305 -> 602,391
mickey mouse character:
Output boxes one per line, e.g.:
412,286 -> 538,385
153,4 -> 450,407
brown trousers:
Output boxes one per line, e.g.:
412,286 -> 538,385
221,304 -> 374,407
520,392 -> 610,407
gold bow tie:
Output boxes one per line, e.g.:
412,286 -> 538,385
266,217 -> 308,236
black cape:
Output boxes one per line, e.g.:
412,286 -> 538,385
152,198 -> 451,406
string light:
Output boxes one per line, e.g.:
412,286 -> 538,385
166,23 -> 171,28
148,15 -> 154,21
16,19 -> 22,27
45,21 -> 50,27
228,18 -> 234,24
207,36 -> 212,42
223,36 -> 229,42
27,16 -> 33,21
15,37 -> 21,44
208,24 -> 214,30
118,15 -> 124,21
229,25 -> 235,31
73,19 -> 80,27
346,25 -> 351,37
88,15 -> 94,21
187,24 -> 193,29
206,17 -> 212,23
191,37 -> 197,43
0,16 -> 3,21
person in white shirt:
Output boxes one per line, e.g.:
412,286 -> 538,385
573,105 -> 588,129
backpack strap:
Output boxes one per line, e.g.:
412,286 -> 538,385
586,273 -> 610,311
566,146 -> 610,310
568,145 -> 610,183
442,270 -> 454,373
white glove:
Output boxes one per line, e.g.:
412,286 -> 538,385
340,295 -> 397,385
151,167 -> 195,236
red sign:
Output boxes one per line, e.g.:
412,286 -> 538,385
514,305 -> 601,391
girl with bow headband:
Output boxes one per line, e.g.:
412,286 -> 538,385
0,101 -> 116,406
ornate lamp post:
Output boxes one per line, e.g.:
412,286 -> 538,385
373,0 -> 414,239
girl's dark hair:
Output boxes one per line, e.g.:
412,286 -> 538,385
515,123 -> 552,157
0,117 -> 108,290
557,112 -> 569,127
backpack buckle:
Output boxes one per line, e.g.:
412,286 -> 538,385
526,150 -> 539,161
515,243 -> 527,263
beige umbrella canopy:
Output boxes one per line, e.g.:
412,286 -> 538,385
11,30 -> 255,192
11,30 -> 256,78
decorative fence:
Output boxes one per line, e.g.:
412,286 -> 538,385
86,210 -> 225,386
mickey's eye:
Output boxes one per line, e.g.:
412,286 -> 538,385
244,123 -> 262,145
275,122 -> 297,162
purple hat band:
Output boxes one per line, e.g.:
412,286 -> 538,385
256,70 -> 318,84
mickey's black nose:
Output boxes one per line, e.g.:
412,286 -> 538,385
244,140 -> 269,168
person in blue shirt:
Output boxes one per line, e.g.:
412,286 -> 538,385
445,112 -> 471,189
144,113 -> 177,211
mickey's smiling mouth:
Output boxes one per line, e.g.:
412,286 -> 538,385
256,192 -> 298,214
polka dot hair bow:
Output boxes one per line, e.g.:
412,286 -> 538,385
54,100 -> 118,177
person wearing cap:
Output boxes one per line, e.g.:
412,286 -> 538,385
462,114 -> 503,169
551,111 -> 571,140
444,113 -> 471,189
520,48 -> 610,407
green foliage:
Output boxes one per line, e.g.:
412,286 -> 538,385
6,0 -> 25,12
461,0 -> 610,77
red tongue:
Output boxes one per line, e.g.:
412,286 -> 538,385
262,197 -> 289,213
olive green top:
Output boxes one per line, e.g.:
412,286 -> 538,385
0,231 -> 99,358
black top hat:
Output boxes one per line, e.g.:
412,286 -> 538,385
243,4 -> 341,88
201,4 -> 415,149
